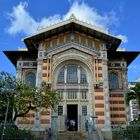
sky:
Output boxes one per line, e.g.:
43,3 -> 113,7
0,0 -> 140,82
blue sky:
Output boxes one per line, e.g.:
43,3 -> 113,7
0,0 -> 140,82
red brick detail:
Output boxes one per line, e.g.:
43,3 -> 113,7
97,120 -> 104,124
95,112 -> 104,116
95,96 -> 104,100
25,113 -> 35,117
98,67 -> 102,70
98,74 -> 102,77
119,114 -> 126,118
111,114 -> 126,118
41,119 -> 50,124
98,60 -> 102,63
43,66 -> 47,70
95,104 -> 104,108
42,73 -> 47,77
43,59 -> 47,63
110,92 -> 124,94
94,88 -> 103,92
110,101 -> 124,104
18,120 -> 34,124
41,111 -> 50,115
111,121 -> 126,125
110,94 -> 124,97
110,107 -> 125,111
119,101 -> 124,104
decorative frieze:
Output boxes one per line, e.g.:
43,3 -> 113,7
108,61 -> 127,68
17,61 -> 37,68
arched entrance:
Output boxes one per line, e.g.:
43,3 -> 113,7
53,60 -> 93,131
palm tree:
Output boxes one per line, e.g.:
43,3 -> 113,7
126,82 -> 140,121
126,82 -> 140,109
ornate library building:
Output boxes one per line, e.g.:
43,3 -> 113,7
4,15 -> 139,138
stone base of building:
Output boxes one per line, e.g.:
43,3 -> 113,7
101,130 -> 112,140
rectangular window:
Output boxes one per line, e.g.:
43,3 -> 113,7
65,32 -> 71,43
45,39 -> 51,48
67,90 -> 77,99
58,90 -> 63,99
67,65 -> 78,83
80,68 -> 87,84
82,106 -> 87,116
52,36 -> 57,47
87,36 -> 93,47
81,34 -> 86,46
59,34 -> 64,45
74,31 -> 80,43
58,106 -> 63,116
81,90 -> 87,99
57,68 -> 64,84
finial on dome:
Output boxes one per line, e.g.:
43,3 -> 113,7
69,13 -> 76,19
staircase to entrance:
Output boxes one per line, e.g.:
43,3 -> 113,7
58,130 -> 103,140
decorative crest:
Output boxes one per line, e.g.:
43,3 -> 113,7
69,13 -> 76,20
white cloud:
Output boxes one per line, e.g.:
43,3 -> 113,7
117,34 -> 128,43
7,1 -> 120,36
7,2 -> 61,35
64,1 -> 118,28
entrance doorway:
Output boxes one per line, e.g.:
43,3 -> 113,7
67,104 -> 78,131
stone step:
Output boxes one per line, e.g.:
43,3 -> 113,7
58,131 -> 100,140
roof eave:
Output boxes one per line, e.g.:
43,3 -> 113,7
23,19 -> 122,50
108,51 -> 140,66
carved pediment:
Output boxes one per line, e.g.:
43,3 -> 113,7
51,47 -> 95,74
52,48 -> 92,62
46,43 -> 99,59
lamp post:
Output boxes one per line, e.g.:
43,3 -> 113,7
88,116 -> 98,140
1,97 -> 10,140
51,109 -> 58,140
88,117 -> 93,140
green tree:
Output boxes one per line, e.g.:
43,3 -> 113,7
0,71 -> 16,122
126,82 -> 140,121
0,71 -> 60,123
126,82 -> 140,109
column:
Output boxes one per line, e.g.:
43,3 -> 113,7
64,33 -> 66,44
78,66 -> 80,84
122,67 -> 130,124
16,67 -> 22,80
51,111 -> 58,140
71,31 -> 74,42
64,65 -> 67,83
86,35 -> 88,46
102,57 -> 111,130
87,77 -> 93,119
79,33 -> 81,44
35,58 -> 43,128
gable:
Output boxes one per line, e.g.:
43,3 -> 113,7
45,43 -> 99,59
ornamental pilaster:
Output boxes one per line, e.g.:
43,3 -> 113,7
102,58 -> 111,130
35,58 -> 43,129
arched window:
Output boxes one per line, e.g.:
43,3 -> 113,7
57,67 -> 64,84
25,72 -> 36,86
67,65 -> 78,84
109,72 -> 119,90
57,64 -> 87,84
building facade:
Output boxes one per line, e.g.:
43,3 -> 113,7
4,15 -> 139,135
128,82 -> 140,121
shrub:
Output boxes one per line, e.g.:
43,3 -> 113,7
0,123 -> 35,140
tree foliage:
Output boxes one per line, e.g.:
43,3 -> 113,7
0,71 -> 60,123
126,82 -> 140,109
0,71 -> 16,122
39,82 -> 60,110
